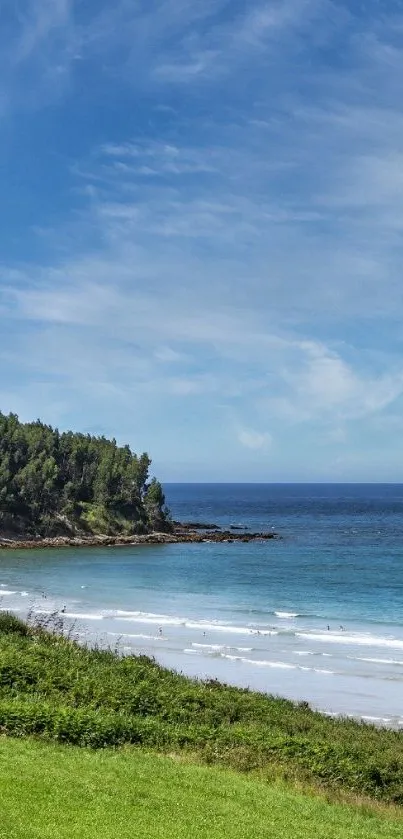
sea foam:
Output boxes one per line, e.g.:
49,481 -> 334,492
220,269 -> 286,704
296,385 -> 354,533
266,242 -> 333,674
115,610 -> 279,635
275,611 -> 299,618
297,632 -> 403,650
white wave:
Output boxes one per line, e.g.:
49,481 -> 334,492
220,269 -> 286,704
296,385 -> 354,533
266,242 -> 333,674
297,632 -> 403,650
224,655 -> 296,669
20,591 -> 29,597
187,649 -> 296,670
185,646 -> 333,675
183,649 -> 295,669
113,610 -> 162,618
275,611 -> 299,618
192,622 -> 275,635
64,612 -> 104,621
294,651 -> 314,656
294,651 -> 333,659
111,610 -> 189,626
349,656 -> 403,666
115,611 -> 278,636
120,615 -> 184,627
192,643 -> 253,653
107,631 -> 164,641
0,590 -> 17,596
293,663 -> 334,675
189,622 -> 278,636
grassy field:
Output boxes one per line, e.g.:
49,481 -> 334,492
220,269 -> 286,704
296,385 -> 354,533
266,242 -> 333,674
1,737 -> 402,839
1,611 -> 403,808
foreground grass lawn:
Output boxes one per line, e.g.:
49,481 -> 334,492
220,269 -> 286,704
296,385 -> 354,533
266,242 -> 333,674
0,738 -> 402,839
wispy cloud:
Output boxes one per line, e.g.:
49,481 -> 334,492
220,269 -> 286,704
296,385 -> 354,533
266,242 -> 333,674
0,0 -> 336,113
77,0 -> 325,87
237,427 -> 272,450
0,0 -> 77,111
2,1 -> 403,478
100,141 -> 218,176
11,0 -> 73,65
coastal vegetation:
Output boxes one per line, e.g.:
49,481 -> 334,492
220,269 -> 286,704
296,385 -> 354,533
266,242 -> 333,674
0,612 -> 403,809
0,412 -> 168,536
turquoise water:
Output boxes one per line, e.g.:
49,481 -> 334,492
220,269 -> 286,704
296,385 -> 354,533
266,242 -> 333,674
1,483 -> 403,725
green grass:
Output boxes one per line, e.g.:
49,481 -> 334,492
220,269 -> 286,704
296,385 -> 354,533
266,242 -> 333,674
0,737 -> 402,839
1,612 -> 403,806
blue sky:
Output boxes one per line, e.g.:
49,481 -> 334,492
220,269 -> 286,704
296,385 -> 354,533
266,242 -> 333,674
2,0 -> 403,481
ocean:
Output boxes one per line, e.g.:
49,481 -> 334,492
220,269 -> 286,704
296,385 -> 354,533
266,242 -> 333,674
1,483 -> 403,726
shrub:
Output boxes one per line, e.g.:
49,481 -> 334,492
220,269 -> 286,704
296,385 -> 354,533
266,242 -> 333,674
0,621 -> 402,803
0,612 -> 29,636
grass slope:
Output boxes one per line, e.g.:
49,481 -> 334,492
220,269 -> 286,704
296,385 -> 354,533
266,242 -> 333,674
0,738 -> 402,839
1,612 -> 403,805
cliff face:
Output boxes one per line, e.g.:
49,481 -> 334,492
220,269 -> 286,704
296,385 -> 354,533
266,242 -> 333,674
0,502 -> 172,540
1,510 -> 133,539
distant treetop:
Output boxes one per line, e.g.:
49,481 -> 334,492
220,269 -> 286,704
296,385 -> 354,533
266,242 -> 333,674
0,412 -> 169,537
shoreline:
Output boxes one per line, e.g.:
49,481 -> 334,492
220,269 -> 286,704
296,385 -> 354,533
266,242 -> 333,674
0,525 -> 278,550
2,600 -> 402,731
4,592 -> 402,729
1,610 -> 403,806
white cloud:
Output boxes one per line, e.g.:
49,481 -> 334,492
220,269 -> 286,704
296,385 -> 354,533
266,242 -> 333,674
12,0 -> 72,65
3,1 -> 403,477
154,346 -> 185,363
237,427 -> 272,450
324,426 -> 347,444
99,141 -> 218,176
0,0 -> 77,112
153,0 -> 331,82
6,256 -> 403,437
164,375 -> 219,396
285,344 -> 403,422
0,0 -> 336,116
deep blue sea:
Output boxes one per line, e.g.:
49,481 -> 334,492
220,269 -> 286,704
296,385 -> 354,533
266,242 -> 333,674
1,483 -> 403,725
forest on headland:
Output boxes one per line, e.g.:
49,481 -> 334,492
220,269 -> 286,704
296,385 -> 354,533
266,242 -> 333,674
0,412 -> 169,537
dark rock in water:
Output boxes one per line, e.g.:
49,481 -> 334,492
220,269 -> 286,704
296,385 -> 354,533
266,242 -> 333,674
0,527 -> 279,550
197,529 -> 277,543
229,525 -> 249,531
172,520 -> 221,531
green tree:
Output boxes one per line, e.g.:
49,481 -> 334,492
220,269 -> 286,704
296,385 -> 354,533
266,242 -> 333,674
0,411 -> 169,536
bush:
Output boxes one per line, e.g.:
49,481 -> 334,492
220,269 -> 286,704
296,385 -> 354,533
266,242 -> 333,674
0,612 -> 29,636
0,621 -> 402,803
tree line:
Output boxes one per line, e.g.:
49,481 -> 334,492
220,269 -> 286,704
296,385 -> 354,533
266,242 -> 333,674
0,412 -> 168,535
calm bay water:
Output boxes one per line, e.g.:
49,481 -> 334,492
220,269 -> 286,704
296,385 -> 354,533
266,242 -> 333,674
1,483 -> 403,725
